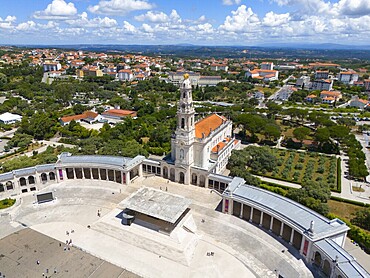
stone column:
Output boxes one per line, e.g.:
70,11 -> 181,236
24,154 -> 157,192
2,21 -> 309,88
290,229 -> 294,245
249,207 -> 253,222
126,171 -> 131,185
280,222 -> 284,237
239,203 -> 243,218
259,211 -> 263,226
269,216 -> 274,231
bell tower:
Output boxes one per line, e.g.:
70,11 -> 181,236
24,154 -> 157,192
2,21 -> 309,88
171,73 -> 195,184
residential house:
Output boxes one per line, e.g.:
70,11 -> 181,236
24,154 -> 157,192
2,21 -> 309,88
349,96 -> 370,109
322,96 -> 336,104
320,90 -> 342,101
338,71 -> 359,84
315,70 -> 329,79
102,109 -> 137,121
43,62 -> 61,72
364,79 -> 370,91
60,111 -> 101,126
305,94 -> 318,103
310,79 -> 333,91
210,63 -> 229,71
245,69 -> 279,81
118,69 -> 134,81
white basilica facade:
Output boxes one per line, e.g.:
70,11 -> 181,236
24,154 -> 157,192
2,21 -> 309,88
160,74 -> 240,186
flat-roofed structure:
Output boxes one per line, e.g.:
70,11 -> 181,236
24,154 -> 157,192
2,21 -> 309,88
222,177 -> 369,278
121,187 -> 191,234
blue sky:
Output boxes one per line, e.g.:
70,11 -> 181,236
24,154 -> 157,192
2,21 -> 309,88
0,0 -> 369,45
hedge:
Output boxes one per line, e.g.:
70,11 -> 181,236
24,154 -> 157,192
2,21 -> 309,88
334,157 -> 341,193
330,196 -> 370,207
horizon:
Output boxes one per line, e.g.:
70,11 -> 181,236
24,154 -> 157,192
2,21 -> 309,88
0,0 -> 370,45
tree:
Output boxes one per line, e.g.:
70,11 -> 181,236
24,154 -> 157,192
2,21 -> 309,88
351,207 -> 370,231
262,123 -> 281,141
72,104 -> 87,115
315,127 -> 330,144
293,127 -> 311,142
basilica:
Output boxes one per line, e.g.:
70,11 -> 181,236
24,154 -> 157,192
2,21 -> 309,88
160,74 -> 240,186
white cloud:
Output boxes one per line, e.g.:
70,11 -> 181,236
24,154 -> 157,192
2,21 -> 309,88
262,12 -> 290,27
141,23 -> 154,33
222,0 -> 242,5
88,0 -> 153,15
219,5 -> 260,32
5,16 -> 17,22
33,0 -> 78,20
334,0 -> 370,16
123,20 -> 136,33
0,15 -> 16,29
66,12 -> 117,28
135,11 -> 169,23
16,21 -> 37,31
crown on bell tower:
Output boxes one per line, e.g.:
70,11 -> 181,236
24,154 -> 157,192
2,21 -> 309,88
184,73 -> 190,80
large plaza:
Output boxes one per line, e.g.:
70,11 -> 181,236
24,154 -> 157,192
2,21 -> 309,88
0,176 -> 315,278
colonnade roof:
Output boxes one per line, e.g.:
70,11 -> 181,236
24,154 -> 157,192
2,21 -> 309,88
224,179 -> 349,240
57,153 -> 145,170
315,238 -> 369,277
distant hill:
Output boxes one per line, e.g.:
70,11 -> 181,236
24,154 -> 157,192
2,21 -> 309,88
8,44 -> 370,60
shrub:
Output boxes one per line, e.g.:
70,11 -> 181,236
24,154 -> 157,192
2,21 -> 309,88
295,163 -> 303,170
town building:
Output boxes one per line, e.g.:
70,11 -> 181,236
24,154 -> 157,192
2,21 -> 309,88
310,79 -> 333,91
305,94 -> 317,103
60,111 -> 101,126
0,112 -> 22,124
364,79 -> 370,91
338,71 -> 359,85
315,70 -> 329,80
102,109 -> 137,121
43,62 -> 61,72
320,90 -> 342,101
296,76 -> 310,89
349,95 -> 370,109
118,69 -> 134,81
245,69 -> 279,81
260,62 -> 274,70
198,76 -> 223,87
210,63 -> 228,71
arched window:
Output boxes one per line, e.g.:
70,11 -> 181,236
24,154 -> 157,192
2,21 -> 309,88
181,118 -> 185,128
183,92 -> 186,98
180,149 -> 184,160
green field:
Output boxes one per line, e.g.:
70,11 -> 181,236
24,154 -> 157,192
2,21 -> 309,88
265,149 -> 339,190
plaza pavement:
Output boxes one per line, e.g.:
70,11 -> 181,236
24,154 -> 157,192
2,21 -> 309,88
0,177 -> 315,277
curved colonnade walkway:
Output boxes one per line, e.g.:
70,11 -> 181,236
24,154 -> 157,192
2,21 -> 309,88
0,177 -> 313,278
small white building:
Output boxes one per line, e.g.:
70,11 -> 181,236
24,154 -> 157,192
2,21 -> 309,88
43,62 -> 61,72
118,69 -> 134,81
0,112 -> 22,124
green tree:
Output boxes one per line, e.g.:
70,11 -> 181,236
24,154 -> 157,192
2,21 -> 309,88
351,207 -> 370,231
293,127 -> 311,142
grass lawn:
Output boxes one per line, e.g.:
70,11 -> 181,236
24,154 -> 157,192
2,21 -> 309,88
0,198 -> 16,209
264,149 -> 339,190
328,199 -> 362,220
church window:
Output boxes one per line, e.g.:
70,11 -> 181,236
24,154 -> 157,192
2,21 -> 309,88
181,118 -> 185,128
180,149 -> 184,160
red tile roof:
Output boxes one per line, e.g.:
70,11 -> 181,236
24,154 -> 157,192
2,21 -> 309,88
195,114 -> 227,139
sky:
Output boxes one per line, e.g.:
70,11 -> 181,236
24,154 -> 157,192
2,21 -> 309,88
0,0 -> 369,45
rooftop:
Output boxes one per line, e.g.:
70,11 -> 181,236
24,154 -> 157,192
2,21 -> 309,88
195,114 -> 228,139
121,187 -> 191,224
